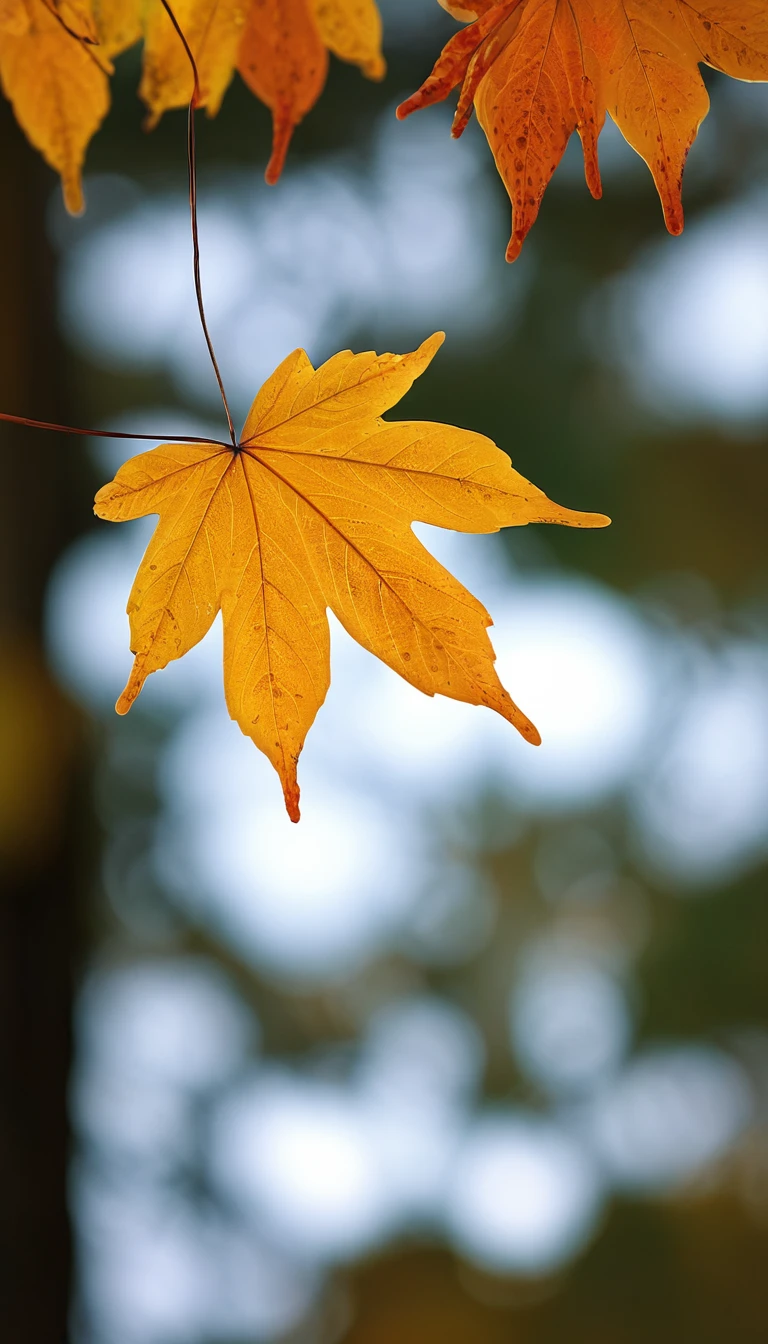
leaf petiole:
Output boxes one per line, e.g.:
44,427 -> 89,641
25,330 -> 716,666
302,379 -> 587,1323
0,411 -> 232,448
158,0 -> 238,448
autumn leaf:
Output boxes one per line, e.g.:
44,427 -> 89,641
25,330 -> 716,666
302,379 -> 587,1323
399,0 -> 768,261
0,0 -> 110,213
94,333 -> 609,821
236,0 -> 329,184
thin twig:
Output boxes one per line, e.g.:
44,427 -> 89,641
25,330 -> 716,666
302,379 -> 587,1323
158,0 -> 238,448
0,411 -> 231,448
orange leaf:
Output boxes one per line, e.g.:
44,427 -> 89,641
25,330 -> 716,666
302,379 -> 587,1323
237,0 -> 328,184
400,0 -> 768,260
94,334 -> 609,821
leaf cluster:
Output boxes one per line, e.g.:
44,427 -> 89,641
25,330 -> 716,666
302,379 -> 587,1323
401,1 -> 768,259
0,0 -> 384,210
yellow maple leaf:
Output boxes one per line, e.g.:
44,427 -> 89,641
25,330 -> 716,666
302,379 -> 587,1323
0,0 -> 110,213
399,0 -> 768,261
94,333 -> 609,821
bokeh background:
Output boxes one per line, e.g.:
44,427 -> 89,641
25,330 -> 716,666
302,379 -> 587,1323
3,1 -> 768,1340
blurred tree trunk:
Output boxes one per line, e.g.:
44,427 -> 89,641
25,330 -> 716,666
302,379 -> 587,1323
0,100 -> 91,1344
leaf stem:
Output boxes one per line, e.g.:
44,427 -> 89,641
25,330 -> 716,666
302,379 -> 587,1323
158,0 -> 238,449
0,411 -> 232,448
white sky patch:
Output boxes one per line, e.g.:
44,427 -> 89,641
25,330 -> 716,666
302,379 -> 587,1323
209,1005 -> 484,1257
211,1072 -> 398,1261
75,1182 -> 212,1344
159,711 -> 423,980
510,954 -> 632,1096
584,1045 -> 752,1192
596,191 -> 768,423
72,1068 -> 193,1174
359,996 -> 485,1111
444,1112 -> 605,1275
77,959 -> 253,1091
357,998 -> 485,1219
485,577 -> 658,808
631,639 -> 768,888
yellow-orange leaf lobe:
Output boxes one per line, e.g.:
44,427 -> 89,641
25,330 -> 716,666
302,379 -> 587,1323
399,0 -> 768,260
95,336 -> 609,820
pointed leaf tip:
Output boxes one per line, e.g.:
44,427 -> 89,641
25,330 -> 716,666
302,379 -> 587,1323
364,55 -> 386,81
265,112 -> 294,185
116,660 -> 147,715
524,722 -> 542,747
396,92 -> 422,120
285,786 -> 301,823
426,329 -> 446,349
278,757 -> 301,821
64,175 -> 85,216
498,692 -> 541,745
115,686 -> 136,716
506,232 -> 524,264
